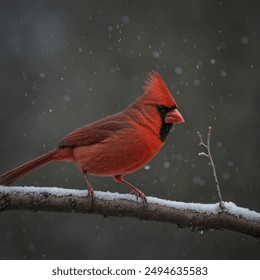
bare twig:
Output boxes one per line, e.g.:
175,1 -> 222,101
0,186 -> 260,237
198,126 -> 224,209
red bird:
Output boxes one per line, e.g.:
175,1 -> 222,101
0,71 -> 184,203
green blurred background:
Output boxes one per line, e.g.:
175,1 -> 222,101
0,0 -> 259,259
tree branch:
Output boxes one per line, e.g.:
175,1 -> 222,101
198,126 -> 224,208
1,186 -> 260,238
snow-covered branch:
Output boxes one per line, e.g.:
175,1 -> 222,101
1,186 -> 260,237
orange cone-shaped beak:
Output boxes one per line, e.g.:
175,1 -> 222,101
165,108 -> 185,124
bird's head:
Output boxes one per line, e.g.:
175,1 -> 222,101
131,71 -> 184,141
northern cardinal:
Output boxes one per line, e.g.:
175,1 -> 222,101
0,71 -> 184,203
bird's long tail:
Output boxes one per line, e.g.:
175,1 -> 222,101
0,149 -> 58,186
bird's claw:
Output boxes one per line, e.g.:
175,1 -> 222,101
87,189 -> 95,203
134,191 -> 147,207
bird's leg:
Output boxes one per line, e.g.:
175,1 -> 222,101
83,172 -> 95,202
114,175 -> 147,205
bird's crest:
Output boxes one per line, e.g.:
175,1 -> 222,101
143,71 -> 177,107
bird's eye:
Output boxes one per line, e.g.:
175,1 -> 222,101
157,105 -> 164,110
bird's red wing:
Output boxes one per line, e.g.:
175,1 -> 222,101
58,116 -> 131,147
58,126 -> 104,147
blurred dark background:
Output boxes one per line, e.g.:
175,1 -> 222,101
0,0 -> 259,259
